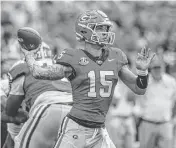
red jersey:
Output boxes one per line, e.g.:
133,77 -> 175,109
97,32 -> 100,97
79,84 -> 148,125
9,61 -> 72,110
56,47 -> 128,123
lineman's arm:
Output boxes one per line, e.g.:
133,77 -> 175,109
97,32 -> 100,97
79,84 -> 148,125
0,79 -> 10,111
0,79 -> 26,123
0,92 -> 15,123
24,52 -> 72,80
6,76 -> 25,117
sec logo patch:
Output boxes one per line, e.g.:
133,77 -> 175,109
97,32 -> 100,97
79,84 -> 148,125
79,57 -> 89,66
73,135 -> 78,139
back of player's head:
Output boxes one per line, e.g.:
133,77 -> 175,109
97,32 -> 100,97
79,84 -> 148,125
34,42 -> 53,66
75,10 -> 115,46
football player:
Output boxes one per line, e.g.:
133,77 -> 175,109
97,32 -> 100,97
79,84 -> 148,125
21,10 -> 155,148
1,80 -> 28,124
1,79 -> 28,148
5,42 -> 73,148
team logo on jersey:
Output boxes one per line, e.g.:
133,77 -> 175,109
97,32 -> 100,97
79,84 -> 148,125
96,60 -> 103,65
73,135 -> 78,139
79,57 -> 89,65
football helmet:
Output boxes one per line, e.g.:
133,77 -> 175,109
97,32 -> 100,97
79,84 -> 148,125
75,10 -> 115,45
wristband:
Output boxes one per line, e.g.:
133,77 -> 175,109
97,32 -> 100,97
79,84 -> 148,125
136,69 -> 148,76
136,75 -> 148,89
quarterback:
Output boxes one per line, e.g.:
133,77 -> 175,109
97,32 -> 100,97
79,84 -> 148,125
21,10 -> 155,148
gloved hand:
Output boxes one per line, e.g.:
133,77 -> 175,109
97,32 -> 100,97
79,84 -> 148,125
12,109 -> 29,125
136,46 -> 155,76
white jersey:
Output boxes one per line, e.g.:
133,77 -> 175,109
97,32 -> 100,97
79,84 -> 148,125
10,75 -> 72,113
0,79 -> 10,97
139,73 -> 176,122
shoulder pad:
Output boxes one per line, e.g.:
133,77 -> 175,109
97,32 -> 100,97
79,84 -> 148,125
8,60 -> 29,81
55,48 -> 75,65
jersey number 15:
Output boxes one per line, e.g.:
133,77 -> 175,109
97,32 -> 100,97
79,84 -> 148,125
88,70 -> 114,98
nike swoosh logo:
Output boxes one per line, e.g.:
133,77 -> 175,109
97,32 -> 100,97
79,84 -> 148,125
139,78 -> 143,86
108,59 -> 114,62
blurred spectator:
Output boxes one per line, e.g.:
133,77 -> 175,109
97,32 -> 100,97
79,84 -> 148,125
106,59 -> 138,148
1,1 -> 176,76
137,55 -> 176,148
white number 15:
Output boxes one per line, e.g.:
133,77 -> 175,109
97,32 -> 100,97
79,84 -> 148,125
88,70 -> 114,98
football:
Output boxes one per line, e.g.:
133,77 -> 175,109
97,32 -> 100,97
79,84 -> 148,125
17,27 -> 42,51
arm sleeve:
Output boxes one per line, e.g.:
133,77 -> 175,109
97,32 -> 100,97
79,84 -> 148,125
9,76 -> 25,96
55,49 -> 76,80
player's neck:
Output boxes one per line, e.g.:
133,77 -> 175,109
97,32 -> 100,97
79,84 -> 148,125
84,43 -> 103,57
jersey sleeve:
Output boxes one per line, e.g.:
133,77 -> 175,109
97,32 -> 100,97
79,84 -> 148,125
8,60 -> 29,81
9,75 -> 25,96
114,48 -> 128,71
55,48 -> 74,66
55,48 -> 76,80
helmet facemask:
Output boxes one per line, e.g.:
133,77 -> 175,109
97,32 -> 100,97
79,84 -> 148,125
90,23 -> 115,45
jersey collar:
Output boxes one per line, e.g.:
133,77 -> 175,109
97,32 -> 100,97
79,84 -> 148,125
81,48 -> 109,66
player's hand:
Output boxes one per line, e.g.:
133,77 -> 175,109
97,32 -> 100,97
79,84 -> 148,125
136,46 -> 155,72
12,109 -> 29,125
20,46 -> 40,56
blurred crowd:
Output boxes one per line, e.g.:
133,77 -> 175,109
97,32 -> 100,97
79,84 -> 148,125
1,1 -> 176,148
1,1 -> 176,79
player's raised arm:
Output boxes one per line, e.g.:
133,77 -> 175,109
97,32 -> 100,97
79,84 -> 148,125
118,47 -> 155,95
17,27 -> 72,80
24,51 -> 72,80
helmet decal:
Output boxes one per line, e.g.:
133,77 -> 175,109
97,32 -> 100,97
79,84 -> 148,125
79,14 -> 91,22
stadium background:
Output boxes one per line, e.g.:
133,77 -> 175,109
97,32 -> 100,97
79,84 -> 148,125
1,1 -> 176,78
1,1 -> 176,148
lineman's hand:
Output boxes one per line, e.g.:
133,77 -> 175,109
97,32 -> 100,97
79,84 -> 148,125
20,46 -> 40,56
13,109 -> 29,125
